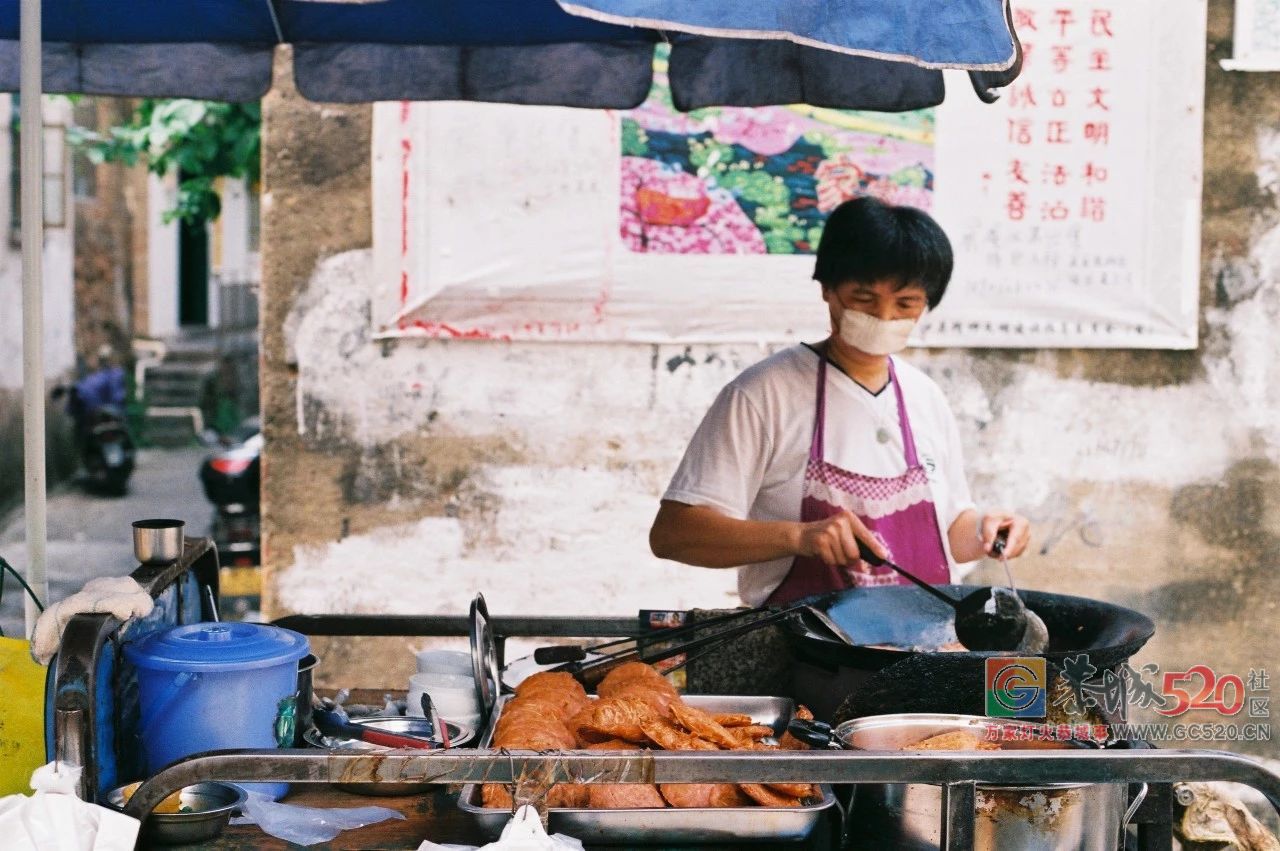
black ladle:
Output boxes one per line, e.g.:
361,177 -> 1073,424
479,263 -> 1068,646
855,532 -> 1031,651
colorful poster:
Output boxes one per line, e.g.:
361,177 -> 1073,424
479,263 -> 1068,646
620,48 -> 934,255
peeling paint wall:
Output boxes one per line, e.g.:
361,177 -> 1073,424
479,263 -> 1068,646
262,9 -> 1279,758
0,96 -> 77,518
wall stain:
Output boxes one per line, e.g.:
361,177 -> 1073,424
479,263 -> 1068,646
1170,457 -> 1280,564
666,348 -> 695,373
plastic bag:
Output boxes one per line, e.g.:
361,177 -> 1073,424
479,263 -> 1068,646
229,791 -> 404,846
416,805 -> 584,851
0,762 -> 140,851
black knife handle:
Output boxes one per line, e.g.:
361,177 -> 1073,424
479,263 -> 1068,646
991,527 -> 1010,557
534,645 -> 587,665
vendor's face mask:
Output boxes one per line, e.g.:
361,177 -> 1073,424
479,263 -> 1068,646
837,308 -> 918,355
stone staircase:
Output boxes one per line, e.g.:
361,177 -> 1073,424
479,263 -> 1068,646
142,344 -> 216,447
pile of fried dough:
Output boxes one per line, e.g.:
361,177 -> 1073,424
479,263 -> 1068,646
481,661 -> 819,810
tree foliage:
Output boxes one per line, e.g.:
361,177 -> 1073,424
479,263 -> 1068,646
69,99 -> 260,225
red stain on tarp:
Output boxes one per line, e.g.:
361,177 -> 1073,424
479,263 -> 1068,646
399,103 -> 413,307
410,319 -> 512,342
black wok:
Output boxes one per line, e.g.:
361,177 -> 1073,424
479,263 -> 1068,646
785,584 -> 1155,724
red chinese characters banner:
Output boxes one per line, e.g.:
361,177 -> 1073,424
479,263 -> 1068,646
924,0 -> 1206,348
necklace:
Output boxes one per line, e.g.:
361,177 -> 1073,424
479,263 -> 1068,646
868,393 -> 898,445
809,342 -> 898,444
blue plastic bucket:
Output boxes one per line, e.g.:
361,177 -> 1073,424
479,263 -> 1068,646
124,622 -> 310,799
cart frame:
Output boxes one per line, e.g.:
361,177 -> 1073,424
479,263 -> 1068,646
49,539 -> 1280,850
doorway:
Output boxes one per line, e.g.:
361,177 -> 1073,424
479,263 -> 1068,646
177,186 -> 209,326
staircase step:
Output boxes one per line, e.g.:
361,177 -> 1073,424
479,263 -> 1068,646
144,412 -> 200,447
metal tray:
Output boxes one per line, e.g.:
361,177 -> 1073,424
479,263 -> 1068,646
458,694 -> 836,845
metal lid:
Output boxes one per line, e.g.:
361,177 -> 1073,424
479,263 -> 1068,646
469,594 -> 500,727
124,622 -> 310,672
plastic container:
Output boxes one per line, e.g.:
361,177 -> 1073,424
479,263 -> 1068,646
414,648 -> 472,675
408,671 -> 479,721
124,622 -> 310,800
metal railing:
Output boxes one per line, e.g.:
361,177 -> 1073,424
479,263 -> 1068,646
120,747 -> 1280,851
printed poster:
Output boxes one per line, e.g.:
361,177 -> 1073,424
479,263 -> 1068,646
372,0 -> 1206,348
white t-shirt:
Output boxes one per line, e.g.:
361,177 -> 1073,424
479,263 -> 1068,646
662,344 -> 975,606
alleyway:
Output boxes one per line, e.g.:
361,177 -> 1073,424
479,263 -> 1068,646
0,446 -> 210,640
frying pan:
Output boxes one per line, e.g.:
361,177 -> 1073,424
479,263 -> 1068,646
785,584 -> 1155,723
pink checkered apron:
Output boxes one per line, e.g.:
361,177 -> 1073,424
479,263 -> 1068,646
765,356 -> 950,606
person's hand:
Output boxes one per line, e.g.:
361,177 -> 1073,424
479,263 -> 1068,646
979,511 -> 1031,559
796,509 -> 889,568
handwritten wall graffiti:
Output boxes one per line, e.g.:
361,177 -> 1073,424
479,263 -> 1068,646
620,47 -> 935,255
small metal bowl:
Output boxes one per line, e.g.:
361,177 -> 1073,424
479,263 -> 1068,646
106,780 -> 245,845
303,717 -> 475,796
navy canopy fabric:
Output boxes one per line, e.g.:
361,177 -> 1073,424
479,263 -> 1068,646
555,0 -> 1018,70
0,0 -> 1019,109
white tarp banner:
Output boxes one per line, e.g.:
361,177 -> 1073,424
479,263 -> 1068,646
372,0 -> 1206,348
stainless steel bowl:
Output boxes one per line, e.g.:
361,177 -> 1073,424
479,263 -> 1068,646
132,518 -> 185,564
106,781 -> 244,846
303,717 -> 475,795
836,714 -> 1142,851
353,715 -> 475,747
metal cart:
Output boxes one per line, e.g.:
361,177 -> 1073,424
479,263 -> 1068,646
49,539 -> 1280,850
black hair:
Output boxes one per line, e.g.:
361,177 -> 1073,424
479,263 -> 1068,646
812,196 -> 954,309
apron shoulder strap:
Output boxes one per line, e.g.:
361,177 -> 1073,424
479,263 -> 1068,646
809,357 -> 828,463
888,358 -> 921,468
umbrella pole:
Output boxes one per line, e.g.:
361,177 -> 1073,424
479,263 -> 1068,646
19,0 -> 47,637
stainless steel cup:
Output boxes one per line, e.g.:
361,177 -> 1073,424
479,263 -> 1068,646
133,519 -> 185,564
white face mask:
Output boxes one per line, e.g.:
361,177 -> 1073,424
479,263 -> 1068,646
836,309 -> 917,355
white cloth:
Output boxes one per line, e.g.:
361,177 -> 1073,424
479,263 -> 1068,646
0,762 -> 140,851
30,577 -> 154,665
663,344 -> 975,606
417,805 -> 584,850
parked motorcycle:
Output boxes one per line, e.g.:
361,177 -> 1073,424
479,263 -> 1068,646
53,384 -> 136,495
199,418 -> 261,567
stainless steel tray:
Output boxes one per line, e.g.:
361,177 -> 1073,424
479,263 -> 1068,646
458,694 -> 836,845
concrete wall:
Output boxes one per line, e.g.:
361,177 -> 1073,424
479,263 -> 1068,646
261,9 -> 1279,760
0,95 -> 78,516
73,98 -> 139,365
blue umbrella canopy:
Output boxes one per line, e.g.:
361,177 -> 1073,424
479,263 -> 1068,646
0,0 -> 1020,109
554,0 -> 1019,70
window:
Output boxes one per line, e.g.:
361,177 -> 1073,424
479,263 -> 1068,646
8,95 -> 69,246
70,99 -> 97,199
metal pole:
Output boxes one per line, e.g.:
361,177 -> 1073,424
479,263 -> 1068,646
19,0 -> 47,636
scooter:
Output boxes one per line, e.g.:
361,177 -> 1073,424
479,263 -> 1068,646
53,385 -> 136,495
198,419 -> 261,567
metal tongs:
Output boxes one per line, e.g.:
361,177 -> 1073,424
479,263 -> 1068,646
531,601 -> 817,689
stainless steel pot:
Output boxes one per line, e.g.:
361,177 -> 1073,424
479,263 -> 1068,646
293,653 -> 319,747
799,713 -> 1145,851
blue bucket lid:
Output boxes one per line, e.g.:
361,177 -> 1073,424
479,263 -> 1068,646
124,622 -> 310,672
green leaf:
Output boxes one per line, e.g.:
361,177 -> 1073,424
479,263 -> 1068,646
87,97 -> 260,224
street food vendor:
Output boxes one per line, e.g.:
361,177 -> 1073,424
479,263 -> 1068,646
649,197 -> 1031,606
